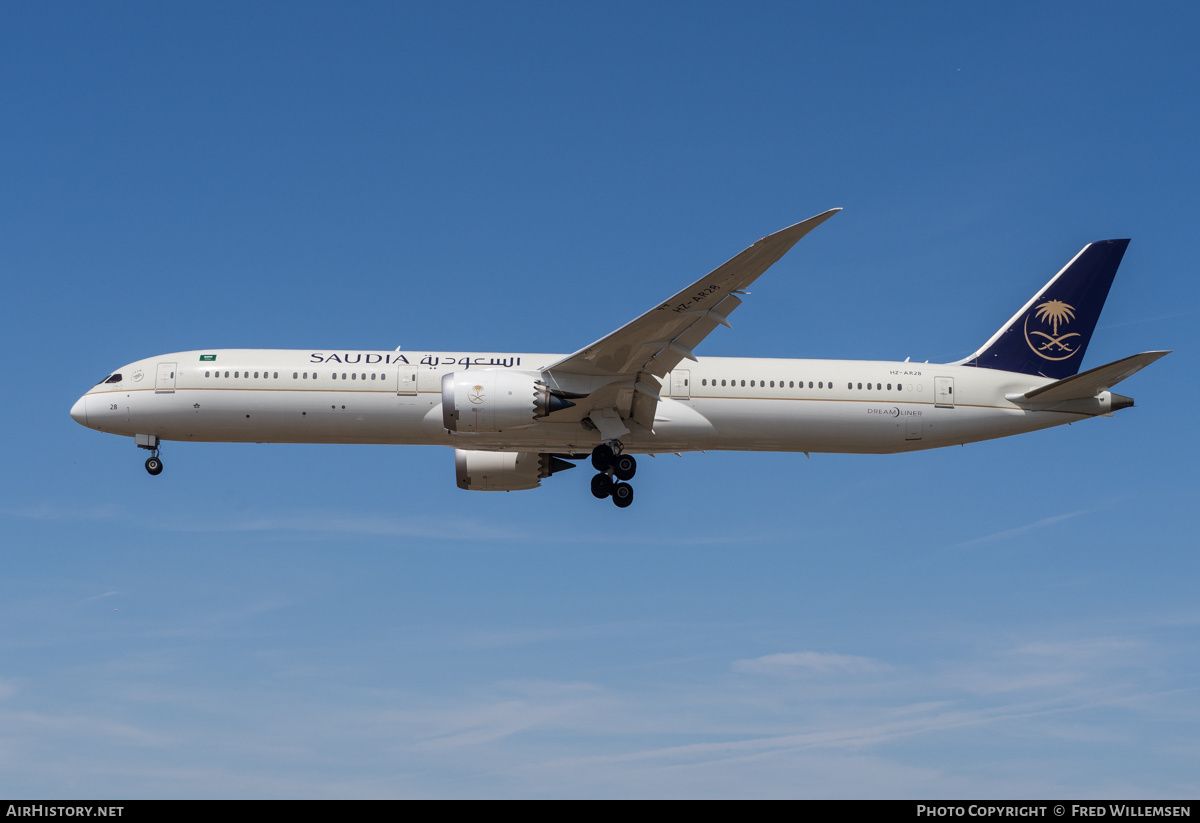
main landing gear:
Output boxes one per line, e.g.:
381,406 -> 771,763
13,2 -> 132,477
136,434 -> 163,476
589,443 -> 636,508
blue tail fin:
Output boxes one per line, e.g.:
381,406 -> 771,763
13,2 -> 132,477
959,239 -> 1129,379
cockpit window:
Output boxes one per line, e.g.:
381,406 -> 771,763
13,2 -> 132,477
98,373 -> 122,384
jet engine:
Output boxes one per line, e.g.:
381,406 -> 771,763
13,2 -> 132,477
441,370 -> 574,433
454,449 -> 576,491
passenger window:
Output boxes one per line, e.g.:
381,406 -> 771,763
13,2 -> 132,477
205,371 -> 210,377
342,373 -> 347,380
303,372 -> 308,379
721,380 -> 726,386
351,373 -> 356,380
293,372 -> 298,379
274,372 -> 278,379
857,383 -> 862,390
740,380 -> 745,387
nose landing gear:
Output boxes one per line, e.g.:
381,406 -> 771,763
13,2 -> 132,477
590,443 -> 636,508
136,434 -> 163,476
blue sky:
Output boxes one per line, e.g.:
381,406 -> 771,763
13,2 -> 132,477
2,1 -> 1198,798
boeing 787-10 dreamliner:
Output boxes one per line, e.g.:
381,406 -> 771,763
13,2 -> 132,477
70,209 -> 1168,507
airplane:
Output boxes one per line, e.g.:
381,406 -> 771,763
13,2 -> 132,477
69,209 -> 1168,508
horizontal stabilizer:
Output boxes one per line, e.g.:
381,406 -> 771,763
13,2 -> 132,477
1013,350 -> 1170,403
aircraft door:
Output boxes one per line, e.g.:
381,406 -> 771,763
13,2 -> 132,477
935,376 -> 955,408
155,362 -> 176,394
905,415 -> 923,440
397,365 -> 418,396
672,369 -> 691,399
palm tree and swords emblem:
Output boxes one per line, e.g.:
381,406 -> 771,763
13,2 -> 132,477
1023,299 -> 1080,361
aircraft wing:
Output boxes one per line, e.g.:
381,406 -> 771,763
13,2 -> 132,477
542,208 -> 840,434
545,209 -> 841,380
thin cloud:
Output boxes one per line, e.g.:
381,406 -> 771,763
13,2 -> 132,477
79,591 -> 120,603
2,502 -> 528,542
733,651 -> 889,675
1,710 -> 168,748
953,510 -> 1089,549
532,698 -> 1062,772
0,504 -> 123,522
166,512 -> 528,542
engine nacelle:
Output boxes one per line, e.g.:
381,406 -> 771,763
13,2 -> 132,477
454,449 -> 576,491
441,370 -> 574,433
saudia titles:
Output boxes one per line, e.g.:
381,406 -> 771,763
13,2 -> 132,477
307,352 -> 522,368
1023,300 -> 1081,361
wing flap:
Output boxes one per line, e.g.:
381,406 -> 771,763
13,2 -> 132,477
629,373 -> 663,432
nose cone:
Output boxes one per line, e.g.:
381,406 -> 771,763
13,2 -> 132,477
70,395 -> 89,427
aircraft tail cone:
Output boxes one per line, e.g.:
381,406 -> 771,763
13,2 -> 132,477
1111,393 -> 1134,411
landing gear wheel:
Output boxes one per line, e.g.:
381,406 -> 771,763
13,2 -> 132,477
611,482 -> 634,508
590,473 -> 613,499
591,443 -> 614,471
612,454 -> 637,481
145,456 -> 163,476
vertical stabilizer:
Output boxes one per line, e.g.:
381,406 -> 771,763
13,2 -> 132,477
959,239 -> 1129,379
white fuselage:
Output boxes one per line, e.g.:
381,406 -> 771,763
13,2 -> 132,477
71,349 -> 1116,456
